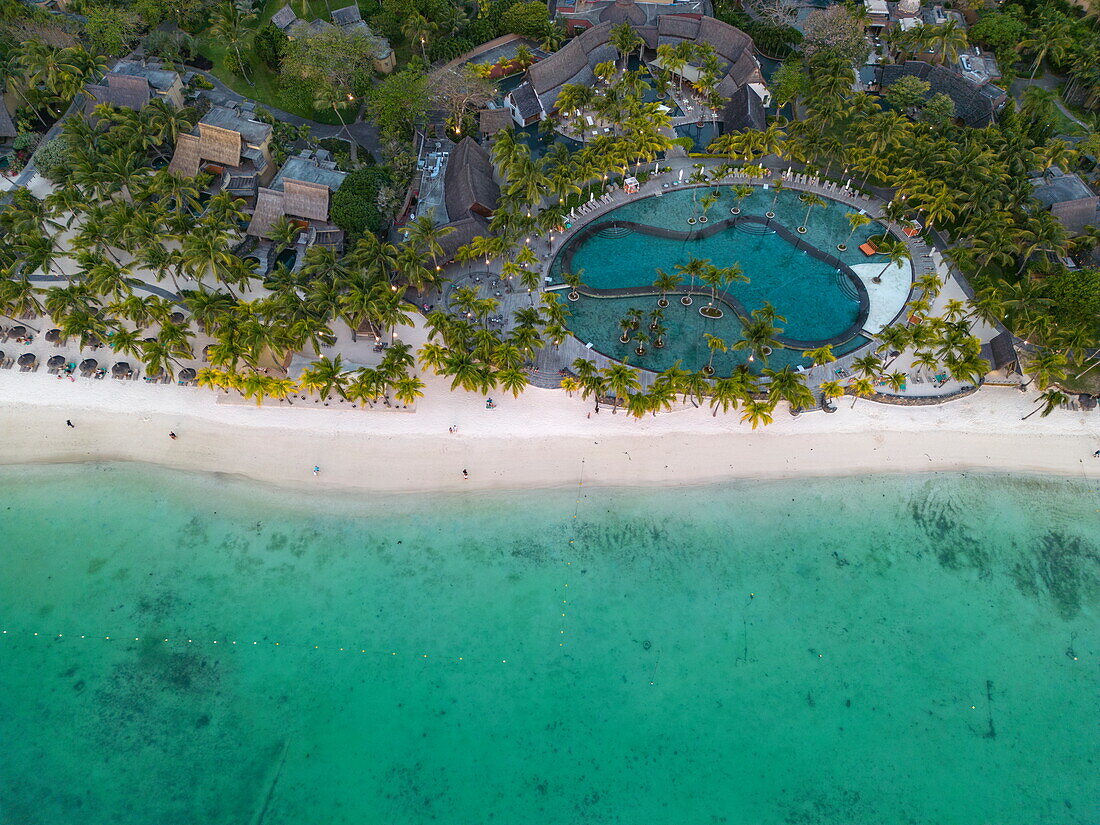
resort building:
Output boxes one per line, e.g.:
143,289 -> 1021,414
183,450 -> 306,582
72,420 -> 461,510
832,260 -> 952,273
504,16 -> 769,128
272,3 -> 395,73
436,137 -> 500,263
555,0 -> 711,30
246,149 -> 348,250
83,58 -> 185,115
1029,168 -> 1100,236
168,105 -> 274,185
874,62 -> 1004,127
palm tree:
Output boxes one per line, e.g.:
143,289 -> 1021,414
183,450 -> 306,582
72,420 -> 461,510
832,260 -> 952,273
840,212 -> 872,251
930,20 -> 967,65
402,11 -> 435,58
702,333 -> 727,374
729,184 -> 754,214
848,376 -> 876,408
1021,388 -> 1068,419
652,269 -> 681,307
872,236 -> 911,284
601,361 -> 641,413
300,355 -> 349,401
797,193 -> 825,232
820,380 -> 845,407
674,257 -> 710,304
802,345 -> 835,367
740,399 -> 775,429
210,0 -> 256,84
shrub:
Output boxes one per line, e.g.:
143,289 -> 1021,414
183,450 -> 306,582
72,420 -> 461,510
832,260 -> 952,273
330,166 -> 391,237
34,135 -> 71,182
253,22 -> 287,70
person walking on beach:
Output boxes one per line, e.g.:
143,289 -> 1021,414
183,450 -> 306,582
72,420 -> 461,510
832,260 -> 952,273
65,420 -> 74,428
313,466 -> 321,477
462,469 -> 468,480
169,432 -> 177,440
1094,450 -> 1100,458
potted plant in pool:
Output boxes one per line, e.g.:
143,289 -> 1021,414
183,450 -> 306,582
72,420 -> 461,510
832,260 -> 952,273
766,179 -> 785,220
729,184 -> 753,215
797,192 -> 825,234
839,212 -> 872,252
699,263 -> 746,319
563,268 -> 584,301
702,332 -> 727,375
675,257 -> 709,306
686,168 -> 708,224
649,306 -> 664,331
652,269 -> 681,308
698,192 -> 719,223
653,323 -> 667,348
633,330 -> 650,356
626,307 -> 643,330
619,317 -> 634,344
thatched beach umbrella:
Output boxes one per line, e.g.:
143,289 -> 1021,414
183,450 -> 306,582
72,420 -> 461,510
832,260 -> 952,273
10,326 -> 26,338
169,312 -> 186,325
18,352 -> 37,367
179,367 -> 197,381
80,358 -> 98,372
45,329 -> 62,343
47,355 -> 66,369
112,361 -> 131,377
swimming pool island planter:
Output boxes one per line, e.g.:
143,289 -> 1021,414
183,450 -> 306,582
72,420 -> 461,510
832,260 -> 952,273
552,215 -> 871,349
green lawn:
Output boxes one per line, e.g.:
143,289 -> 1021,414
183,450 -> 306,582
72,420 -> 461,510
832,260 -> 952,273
198,36 -> 343,125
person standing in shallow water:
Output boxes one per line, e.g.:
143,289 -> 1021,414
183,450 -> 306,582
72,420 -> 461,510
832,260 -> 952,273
462,469 -> 468,480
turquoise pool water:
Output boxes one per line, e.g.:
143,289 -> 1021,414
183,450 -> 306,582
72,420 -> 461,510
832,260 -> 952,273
1,465 -> 1097,824
551,186 -> 885,373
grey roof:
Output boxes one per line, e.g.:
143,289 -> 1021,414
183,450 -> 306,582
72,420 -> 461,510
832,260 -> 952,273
1030,170 -> 1094,206
600,0 -> 646,25
111,59 -> 180,92
721,85 -> 765,133
444,137 -> 500,221
200,106 -> 272,145
508,81 -> 543,120
982,331 -> 1018,372
271,4 -> 297,30
878,62 -> 995,127
331,4 -> 361,25
479,107 -> 513,134
274,154 -> 348,192
0,97 -> 15,139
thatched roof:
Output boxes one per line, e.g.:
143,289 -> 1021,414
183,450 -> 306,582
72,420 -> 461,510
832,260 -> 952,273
445,137 -> 499,221
526,23 -> 616,111
168,133 -> 202,177
479,107 -> 513,134
600,0 -> 646,25
246,187 -> 285,238
982,330 -> 1019,372
1031,169 -> 1098,232
507,81 -> 542,120
878,62 -> 995,127
271,4 -> 297,30
331,4 -> 361,25
201,106 -> 271,145
438,216 -> 490,262
721,85 -> 765,133
197,123 -> 242,167
284,179 -> 330,221
85,73 -> 152,113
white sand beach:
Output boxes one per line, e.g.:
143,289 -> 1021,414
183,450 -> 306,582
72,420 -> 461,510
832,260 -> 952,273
1,370 -> 1098,493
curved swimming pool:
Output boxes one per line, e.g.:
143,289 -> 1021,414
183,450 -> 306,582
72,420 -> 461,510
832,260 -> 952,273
550,185 -> 889,374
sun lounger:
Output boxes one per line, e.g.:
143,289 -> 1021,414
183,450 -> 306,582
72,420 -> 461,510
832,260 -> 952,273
859,241 -> 879,256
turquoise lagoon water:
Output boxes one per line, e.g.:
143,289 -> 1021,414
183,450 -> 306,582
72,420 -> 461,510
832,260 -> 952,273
1,465 -> 1098,824
552,186 -> 887,373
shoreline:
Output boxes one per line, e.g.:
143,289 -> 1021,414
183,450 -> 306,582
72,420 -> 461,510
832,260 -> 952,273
2,372 -> 1098,494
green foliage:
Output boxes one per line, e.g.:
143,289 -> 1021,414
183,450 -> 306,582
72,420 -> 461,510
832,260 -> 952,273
33,135 -> 71,182
132,0 -> 216,32
11,133 -> 39,153
884,75 -> 930,112
280,26 -> 383,100
919,92 -> 956,126
83,4 -> 141,56
252,21 -> 286,70
1041,268 -> 1100,336
968,8 -> 1028,64
330,167 -> 390,237
365,67 -> 429,140
711,5 -> 802,58
500,1 -> 551,38
802,5 -> 870,65
142,29 -> 198,62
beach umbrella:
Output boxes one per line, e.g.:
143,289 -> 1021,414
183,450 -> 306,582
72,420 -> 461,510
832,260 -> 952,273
0,350 -> 5,363
202,344 -> 214,361
179,367 -> 197,381
47,355 -> 66,369
146,366 -> 164,379
80,358 -> 98,371
17,352 -> 37,367
169,312 -> 186,325
678,169 -> 684,181
10,326 -> 26,338
112,362 -> 131,376
45,329 -> 61,343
